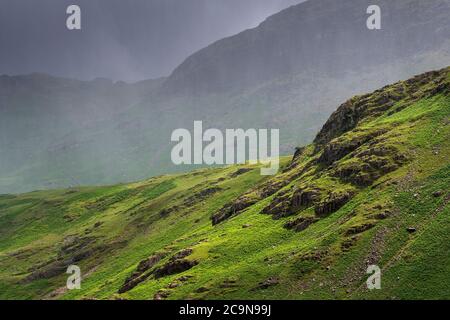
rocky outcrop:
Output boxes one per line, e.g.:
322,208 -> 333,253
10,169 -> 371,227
261,189 -> 292,218
345,223 -> 376,236
262,187 -> 320,219
253,277 -> 279,290
212,195 -> 259,225
211,173 -> 300,225
315,191 -> 354,217
291,189 -> 320,211
317,128 -> 387,166
154,259 -> 198,279
118,253 -> 165,294
314,68 -> 450,149
229,168 -> 253,178
284,217 -> 319,232
332,139 -> 408,186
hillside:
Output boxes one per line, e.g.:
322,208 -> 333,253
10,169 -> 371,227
0,67 -> 449,300
1,0 -> 450,194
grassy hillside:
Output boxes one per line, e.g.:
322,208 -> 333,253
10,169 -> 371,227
0,67 -> 449,300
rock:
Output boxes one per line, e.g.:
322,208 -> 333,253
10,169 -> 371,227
154,259 -> 198,278
254,277 -> 279,290
177,275 -> 192,282
433,191 -> 443,197
292,146 -> 306,161
407,227 -> 417,233
25,261 -> 67,281
284,216 -> 319,232
290,189 -> 320,210
159,208 -> 171,217
170,249 -> 193,261
93,221 -> 103,228
220,279 -> 238,288
345,223 -> 375,236
212,195 -> 259,225
242,224 -> 252,228
118,253 -> 165,293
229,168 -> 252,178
262,188 -> 320,219
153,290 -> 170,300
183,187 -> 222,207
137,253 -> 165,273
195,286 -> 209,293
315,191 -> 354,216
341,236 -> 358,251
167,282 -> 181,288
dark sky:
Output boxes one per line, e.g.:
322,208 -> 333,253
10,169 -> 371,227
0,0 -> 302,82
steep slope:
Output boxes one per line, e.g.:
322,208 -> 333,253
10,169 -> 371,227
0,67 -> 449,300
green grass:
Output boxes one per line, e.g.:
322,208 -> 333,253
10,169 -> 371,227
0,67 -> 449,300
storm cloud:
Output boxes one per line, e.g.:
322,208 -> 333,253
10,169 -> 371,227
0,0 -> 302,81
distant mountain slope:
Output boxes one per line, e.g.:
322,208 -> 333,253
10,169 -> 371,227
1,0 -> 450,194
0,67 -> 448,300
0,74 -> 164,193
163,0 -> 450,94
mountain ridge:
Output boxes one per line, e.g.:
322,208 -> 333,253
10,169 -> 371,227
162,0 -> 450,94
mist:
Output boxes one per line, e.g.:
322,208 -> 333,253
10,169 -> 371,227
0,0 -> 303,81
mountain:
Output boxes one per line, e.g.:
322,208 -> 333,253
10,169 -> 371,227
0,67 -> 448,300
1,0 -> 450,194
162,0 -> 450,94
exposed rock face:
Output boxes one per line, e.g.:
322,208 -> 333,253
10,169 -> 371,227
211,172 -> 301,225
160,187 -> 222,218
261,189 -> 293,218
183,187 -> 222,207
212,195 -> 259,225
136,254 -> 165,273
154,259 -> 198,279
345,223 -> 376,236
262,188 -> 320,219
25,261 -> 67,282
333,150 -> 406,187
118,253 -> 165,294
229,168 -> 253,178
254,277 -> 279,290
170,249 -> 193,261
315,191 -> 354,217
291,189 -> 320,211
284,217 -> 319,232
317,128 -> 387,165
314,69 -> 450,148
292,147 -> 306,162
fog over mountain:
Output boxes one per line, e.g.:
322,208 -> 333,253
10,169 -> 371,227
1,0 -> 449,194
0,0 -> 303,81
